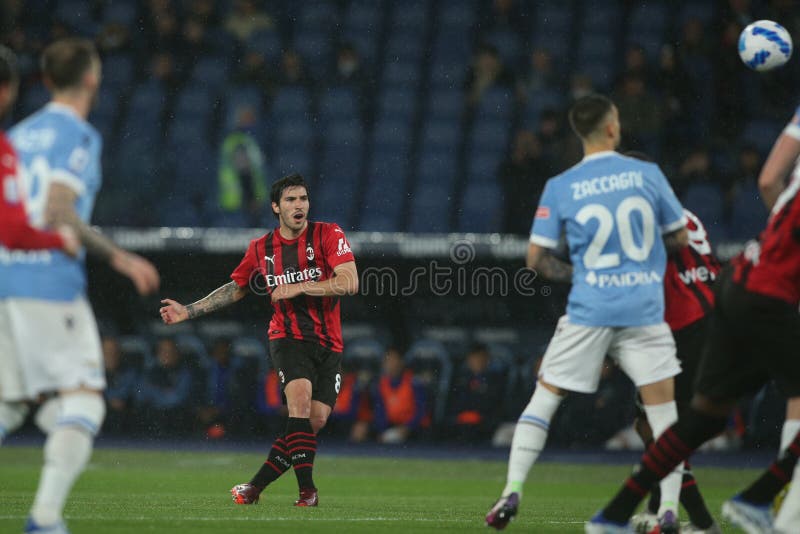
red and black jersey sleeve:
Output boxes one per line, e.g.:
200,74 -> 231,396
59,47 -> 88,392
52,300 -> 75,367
321,223 -> 355,269
230,238 -> 260,289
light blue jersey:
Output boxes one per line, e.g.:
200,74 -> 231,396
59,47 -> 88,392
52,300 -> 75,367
0,103 -> 102,301
531,151 -> 685,327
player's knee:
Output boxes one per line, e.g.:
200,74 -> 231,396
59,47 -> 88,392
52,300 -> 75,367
57,391 -> 106,437
34,397 -> 61,434
0,401 -> 29,438
310,415 -> 328,434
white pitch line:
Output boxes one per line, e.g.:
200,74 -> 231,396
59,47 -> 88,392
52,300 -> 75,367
0,515 -> 584,524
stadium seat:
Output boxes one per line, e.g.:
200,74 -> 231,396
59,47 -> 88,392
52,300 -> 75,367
417,148 -> 458,188
191,56 -> 231,90
458,183 -> 504,233
484,29 -> 523,65
102,54 -> 135,90
420,121 -> 459,152
297,0 -> 339,32
728,181 -> 769,240
274,119 -> 314,150
345,0 -> 383,31
439,1 -> 477,30
385,33 -> 426,61
382,60 -> 421,89
271,89 -> 311,121
342,30 -> 380,64
293,30 -> 334,79
741,120 -> 784,155
432,29 -> 472,63
580,1 -> 621,33
246,28 -> 282,61
406,183 -> 453,233
103,2 -> 138,25
372,119 -> 413,153
378,89 -> 417,121
628,1 -> 667,33
427,88 -> 465,118
275,148 -> 313,178
392,0 -> 429,31
469,120 -> 511,156
118,335 -> 154,372
344,337 -> 386,374
319,87 -> 360,124
466,151 -> 503,185
682,183 -> 727,242
475,88 -> 514,122
174,86 -> 213,120
359,152 -> 409,231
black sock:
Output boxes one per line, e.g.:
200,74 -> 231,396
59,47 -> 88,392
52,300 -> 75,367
250,434 -> 291,489
603,409 -> 726,523
286,417 -> 317,490
739,437 -> 800,504
680,464 -> 713,529
642,439 -> 660,514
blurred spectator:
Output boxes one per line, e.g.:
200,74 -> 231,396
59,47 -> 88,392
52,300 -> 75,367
277,49 -> 312,87
464,44 -> 514,107
612,73 -> 662,153
372,348 -> 428,444
727,145 -> 762,192
657,45 -> 693,158
517,48 -> 559,96
333,43 -> 367,90
218,107 -> 268,224
97,23 -> 132,54
446,344 -> 505,441
537,109 -> 569,166
148,9 -> 182,54
137,338 -> 194,435
224,0 -> 274,41
149,51 -> 179,88
569,73 -> 594,101
197,338 -> 248,438
500,130 -> 553,235
179,18 -> 212,62
621,45 -> 651,85
713,20 -> 748,139
102,337 -> 138,435
675,147 -> 714,197
187,0 -> 218,26
235,50 -> 270,89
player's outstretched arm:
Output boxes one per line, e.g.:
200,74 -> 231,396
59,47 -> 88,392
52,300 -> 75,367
526,243 -> 572,283
161,281 -> 249,324
663,227 -> 689,253
44,182 -> 160,295
759,130 -> 800,211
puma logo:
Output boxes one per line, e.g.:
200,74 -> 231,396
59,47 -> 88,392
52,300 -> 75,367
265,255 -> 275,265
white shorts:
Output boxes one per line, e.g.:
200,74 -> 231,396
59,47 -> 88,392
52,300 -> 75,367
538,315 -> 681,394
0,297 -> 105,401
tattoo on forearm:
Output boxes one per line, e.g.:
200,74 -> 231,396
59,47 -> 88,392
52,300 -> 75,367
45,187 -> 117,261
76,223 -> 117,261
537,254 -> 573,283
186,281 -> 242,319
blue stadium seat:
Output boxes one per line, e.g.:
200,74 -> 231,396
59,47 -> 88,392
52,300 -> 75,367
212,210 -> 249,228
577,34 -> 616,62
534,1 -> 574,32
324,119 -> 364,147
104,2 -> 138,25
297,0 -> 339,32
575,60 -> 616,90
432,30 -> 472,63
174,86 -> 213,119
223,85 -> 265,130
294,30 -> 334,78
680,2 -> 714,24
102,54 -> 135,90
405,338 -> 454,426
476,88 -> 514,122
126,81 -> 167,121
417,148 -> 458,188
378,89 -> 417,120
386,33 -> 426,61
628,1 -> 667,32
728,181 -> 768,240
56,0 -> 97,35
406,184 -> 452,233
580,1 -> 622,33
469,120 -> 511,155
466,151 -> 503,184
382,60 -> 421,88
359,152 -> 409,231
524,89 -> 565,126
319,87 -> 360,123
274,120 -> 314,151
484,29 -> 523,65
191,56 -> 231,90
274,149 -> 313,178
246,28 -> 282,60
682,183 -> 726,242
342,30 -> 380,64
345,0 -> 383,31
458,183 -> 504,232
421,120 -> 460,149
439,1 -> 477,30
392,0 -> 429,31
271,87 -> 311,120
427,88 -> 464,118
372,119 -> 413,152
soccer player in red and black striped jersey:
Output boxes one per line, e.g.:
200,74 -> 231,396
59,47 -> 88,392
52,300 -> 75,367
589,115 -> 800,533
159,174 -> 358,507
631,208 -> 721,533
0,45 -> 78,255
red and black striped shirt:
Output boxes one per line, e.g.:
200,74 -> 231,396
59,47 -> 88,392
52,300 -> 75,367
664,210 -> 721,331
230,221 -> 355,352
733,174 -> 800,305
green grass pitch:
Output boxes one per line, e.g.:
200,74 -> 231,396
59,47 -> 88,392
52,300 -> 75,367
0,446 -> 757,533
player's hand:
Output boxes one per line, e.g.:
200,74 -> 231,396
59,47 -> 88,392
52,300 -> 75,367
160,298 -> 189,324
57,225 -> 81,257
271,283 -> 304,302
111,250 -> 161,295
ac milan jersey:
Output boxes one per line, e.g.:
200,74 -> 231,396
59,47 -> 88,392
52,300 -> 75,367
732,173 -> 800,305
231,221 -> 355,352
664,210 -> 721,331
0,132 -> 64,251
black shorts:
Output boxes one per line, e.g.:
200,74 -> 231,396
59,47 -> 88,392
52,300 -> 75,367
269,338 -> 343,409
695,266 -> 800,401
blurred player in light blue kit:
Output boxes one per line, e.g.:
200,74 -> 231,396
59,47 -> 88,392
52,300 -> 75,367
485,94 -> 690,533
0,38 -> 159,534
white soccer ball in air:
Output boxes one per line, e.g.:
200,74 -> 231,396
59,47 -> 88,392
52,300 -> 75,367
738,20 -> 793,71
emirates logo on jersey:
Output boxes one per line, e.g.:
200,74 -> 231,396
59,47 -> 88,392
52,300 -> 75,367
265,267 -> 322,288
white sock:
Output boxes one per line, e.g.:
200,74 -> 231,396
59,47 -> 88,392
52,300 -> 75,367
30,392 -> 104,526
643,401 -> 683,518
0,401 -> 29,445
780,420 -> 800,453
775,463 -> 800,533
502,386 -> 564,498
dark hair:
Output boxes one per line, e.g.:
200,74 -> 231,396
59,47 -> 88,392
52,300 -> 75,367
568,94 -> 614,139
270,173 -> 309,210
41,38 -> 99,91
0,45 -> 18,86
